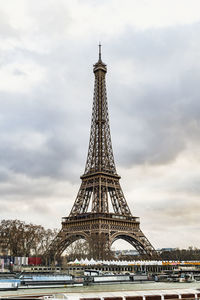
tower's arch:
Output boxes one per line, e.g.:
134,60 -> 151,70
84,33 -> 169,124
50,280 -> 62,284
57,233 -> 89,256
111,232 -> 151,256
47,232 -> 89,259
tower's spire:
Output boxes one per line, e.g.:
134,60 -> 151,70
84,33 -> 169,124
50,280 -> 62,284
84,45 -> 115,175
98,42 -> 102,61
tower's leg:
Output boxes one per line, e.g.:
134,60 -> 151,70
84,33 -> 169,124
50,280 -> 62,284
88,232 -> 112,260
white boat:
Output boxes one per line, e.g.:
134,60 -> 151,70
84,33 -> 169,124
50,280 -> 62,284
0,281 -> 18,290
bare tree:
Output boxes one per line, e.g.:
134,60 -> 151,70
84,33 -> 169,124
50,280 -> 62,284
0,219 -> 58,257
64,239 -> 90,261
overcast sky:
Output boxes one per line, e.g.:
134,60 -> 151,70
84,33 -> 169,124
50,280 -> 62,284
1,0 -> 200,250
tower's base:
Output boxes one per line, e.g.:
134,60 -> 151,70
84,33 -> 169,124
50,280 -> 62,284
46,213 -> 158,261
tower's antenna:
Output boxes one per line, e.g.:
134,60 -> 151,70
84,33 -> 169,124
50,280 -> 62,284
98,42 -> 102,61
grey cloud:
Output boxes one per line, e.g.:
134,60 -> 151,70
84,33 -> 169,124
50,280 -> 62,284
0,167 -> 11,182
108,24 -> 200,167
27,1 -> 72,38
161,172 -> 200,196
0,37 -> 97,183
13,69 -> 26,76
139,195 -> 200,230
0,130 -> 78,180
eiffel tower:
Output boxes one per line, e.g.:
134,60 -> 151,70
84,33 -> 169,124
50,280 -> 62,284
47,45 -> 157,260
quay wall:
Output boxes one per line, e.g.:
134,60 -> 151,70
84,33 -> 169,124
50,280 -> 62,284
10,263 -> 200,274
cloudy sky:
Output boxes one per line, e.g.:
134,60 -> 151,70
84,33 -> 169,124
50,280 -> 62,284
1,0 -> 200,250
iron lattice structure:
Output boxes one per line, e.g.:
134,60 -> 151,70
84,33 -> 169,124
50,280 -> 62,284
47,46 -> 157,260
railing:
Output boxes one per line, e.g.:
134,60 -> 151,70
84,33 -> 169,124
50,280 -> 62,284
79,296 -> 200,300
62,213 -> 140,223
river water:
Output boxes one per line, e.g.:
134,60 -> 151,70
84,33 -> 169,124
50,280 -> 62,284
1,282 -> 200,298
